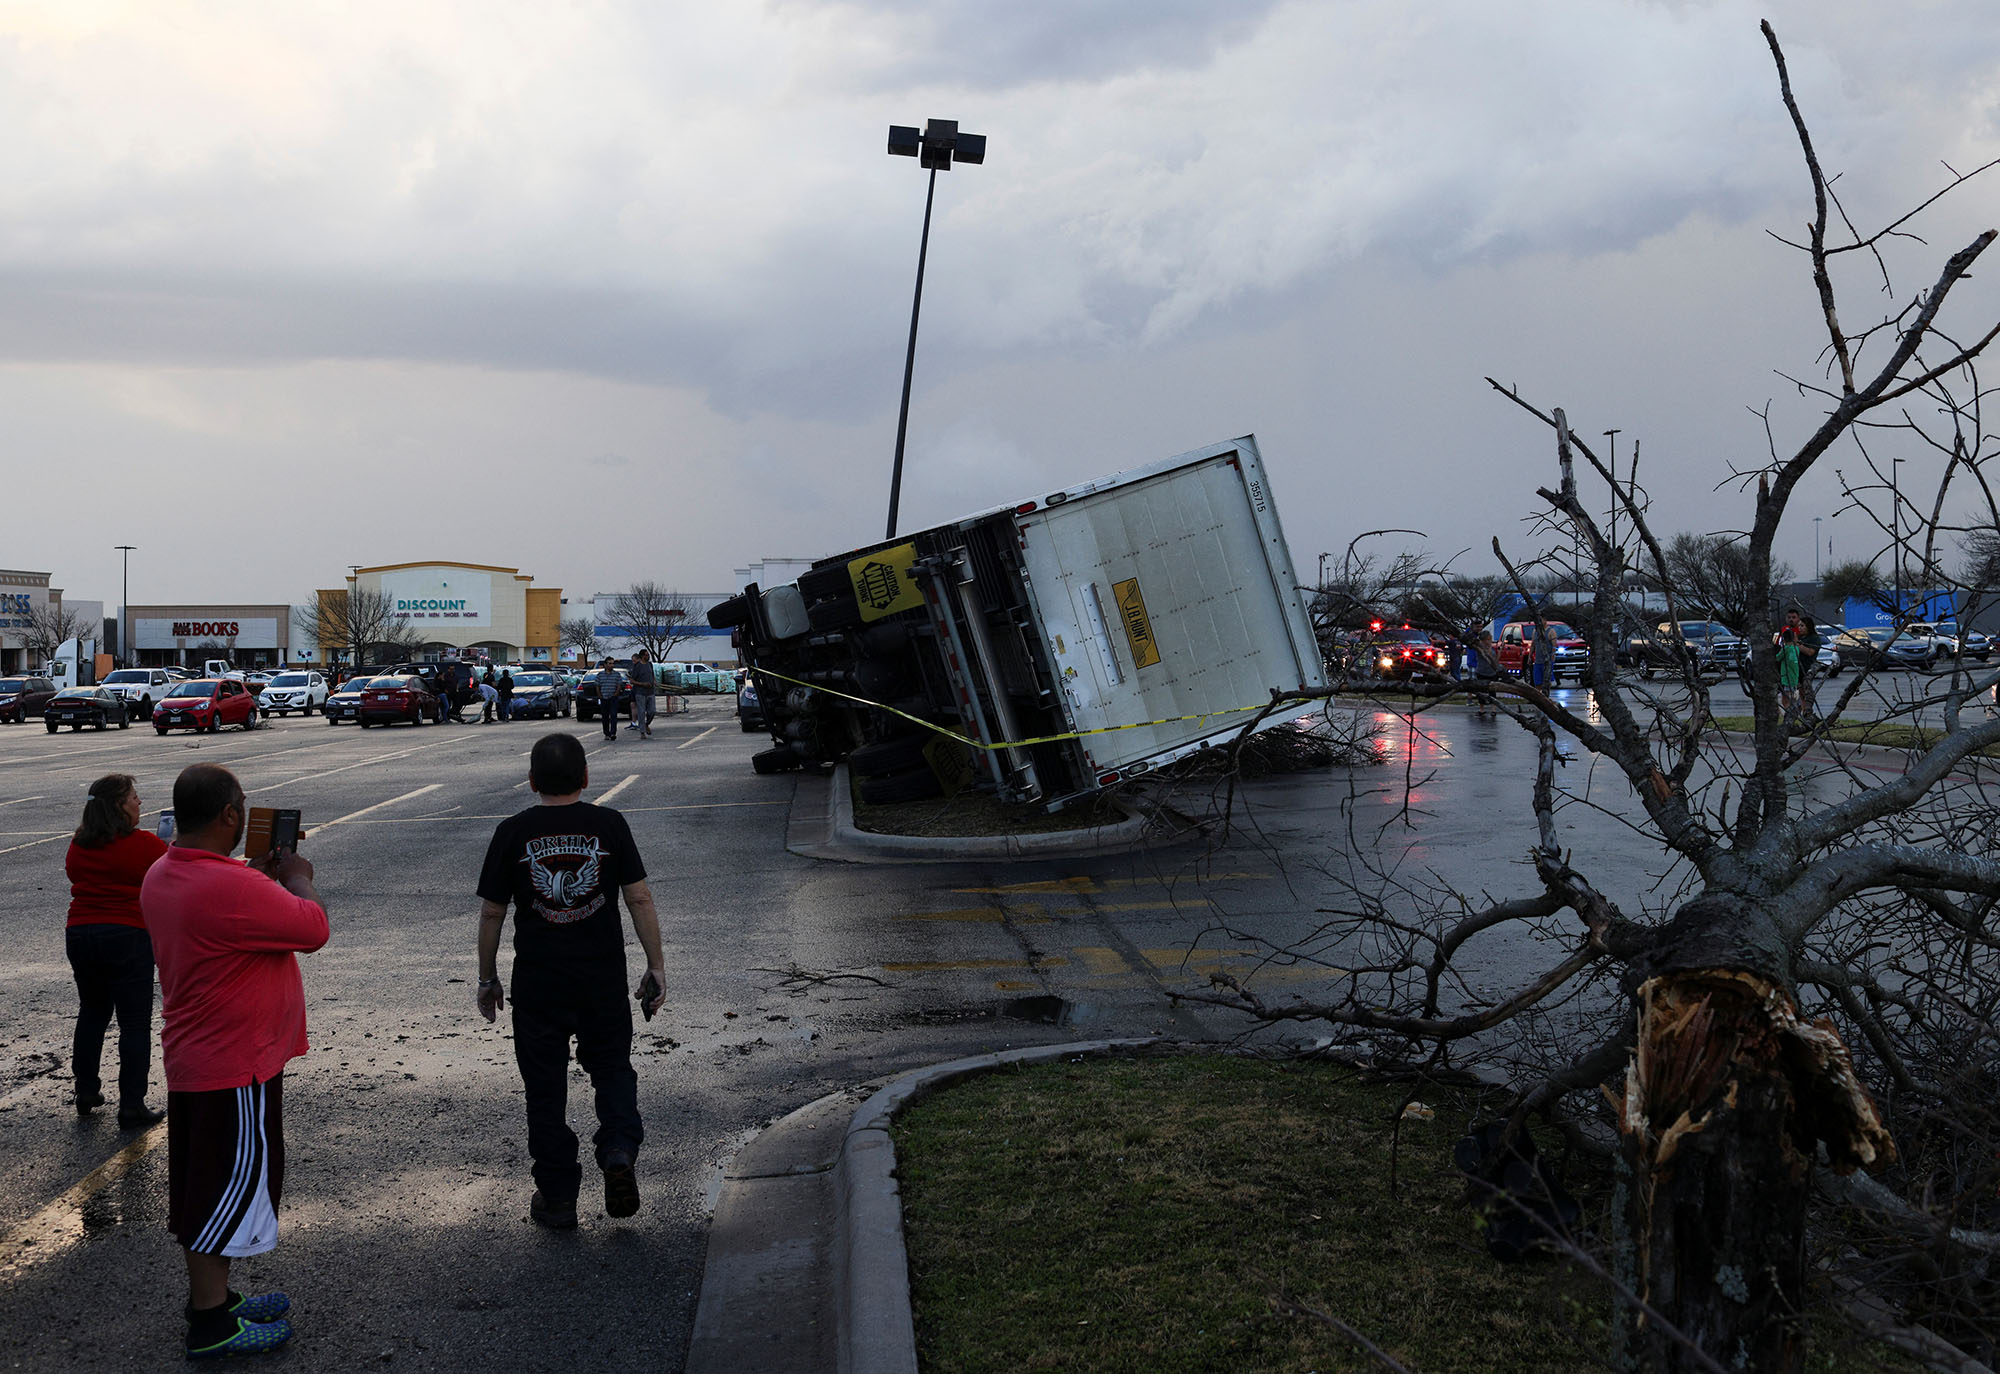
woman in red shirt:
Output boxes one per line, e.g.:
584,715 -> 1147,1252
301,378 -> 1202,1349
65,772 -> 169,1128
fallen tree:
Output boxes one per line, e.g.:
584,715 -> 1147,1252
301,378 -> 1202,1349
1191,23 -> 2000,1371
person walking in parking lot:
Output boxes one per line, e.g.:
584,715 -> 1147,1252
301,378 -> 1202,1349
593,658 -> 622,740
142,763 -> 329,1359
474,733 -> 666,1229
64,773 -> 168,1128
627,651 -> 656,739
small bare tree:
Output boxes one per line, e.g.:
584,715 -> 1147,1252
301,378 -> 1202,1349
1662,531 -> 1794,629
558,617 -> 599,662
23,602 -> 91,664
1195,24 -> 2000,1370
605,583 -> 698,662
294,590 -> 424,666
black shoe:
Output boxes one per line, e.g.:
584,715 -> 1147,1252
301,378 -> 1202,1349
75,1089 -> 105,1117
602,1152 -> 640,1218
117,1104 -> 166,1129
529,1190 -> 577,1229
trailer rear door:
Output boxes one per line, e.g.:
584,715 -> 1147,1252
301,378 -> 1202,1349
1018,437 -> 1325,775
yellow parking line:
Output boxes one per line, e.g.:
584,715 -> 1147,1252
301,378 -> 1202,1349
951,872 -> 1269,895
0,1122 -> 167,1280
898,907 -> 1008,922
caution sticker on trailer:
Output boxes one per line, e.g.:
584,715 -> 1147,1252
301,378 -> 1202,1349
1112,577 -> 1161,668
849,543 -> 924,622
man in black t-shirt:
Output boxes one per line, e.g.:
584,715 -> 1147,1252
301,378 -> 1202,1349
474,733 -> 666,1228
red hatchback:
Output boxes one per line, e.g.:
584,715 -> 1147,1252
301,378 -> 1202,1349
358,674 -> 444,728
154,678 -> 260,734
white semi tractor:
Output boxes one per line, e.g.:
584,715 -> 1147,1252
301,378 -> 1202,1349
711,435 -> 1328,809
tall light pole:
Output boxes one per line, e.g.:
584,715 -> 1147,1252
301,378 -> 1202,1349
883,118 -> 986,540
1890,459 -> 1905,615
1813,516 -> 1822,582
114,545 -> 136,667
1603,429 -> 1621,552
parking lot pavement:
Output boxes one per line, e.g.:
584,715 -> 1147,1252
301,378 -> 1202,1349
0,694 -> 1694,1369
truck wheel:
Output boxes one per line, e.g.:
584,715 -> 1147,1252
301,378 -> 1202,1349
857,764 -> 942,805
750,746 -> 798,775
46,722 -> 57,734
708,594 -> 750,629
847,734 -> 929,776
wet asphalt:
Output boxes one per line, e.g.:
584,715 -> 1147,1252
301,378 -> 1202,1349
0,679 -> 1952,1369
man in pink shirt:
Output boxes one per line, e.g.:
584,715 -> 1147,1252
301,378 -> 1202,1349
142,764 -> 328,1361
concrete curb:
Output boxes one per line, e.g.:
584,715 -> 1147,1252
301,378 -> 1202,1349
821,763 -> 1167,862
835,1038 -> 1159,1374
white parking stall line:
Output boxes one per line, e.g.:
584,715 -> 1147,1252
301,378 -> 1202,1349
0,796 -> 46,809
303,784 -> 445,838
675,726 -> 717,750
245,735 -> 477,792
596,774 -> 640,806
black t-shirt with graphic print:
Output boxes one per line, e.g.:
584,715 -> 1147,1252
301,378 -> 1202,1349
477,802 -> 647,974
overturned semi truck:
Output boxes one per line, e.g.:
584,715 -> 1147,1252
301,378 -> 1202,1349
709,435 -> 1330,810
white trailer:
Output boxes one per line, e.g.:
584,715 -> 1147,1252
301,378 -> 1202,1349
715,434 -> 1328,807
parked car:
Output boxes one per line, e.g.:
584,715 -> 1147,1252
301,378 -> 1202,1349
1497,621 -> 1590,682
1636,620 -> 1745,677
1831,626 -> 1936,671
737,678 -> 765,732
507,671 -> 572,719
576,669 -> 633,722
100,667 -> 174,719
155,678 -> 260,734
1916,621 -> 1992,663
358,674 -> 445,727
44,686 -> 129,732
0,675 -> 62,723
257,670 -> 329,717
322,679 -> 370,724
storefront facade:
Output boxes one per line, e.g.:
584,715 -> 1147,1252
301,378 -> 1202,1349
128,605 -> 293,669
317,562 -> 561,664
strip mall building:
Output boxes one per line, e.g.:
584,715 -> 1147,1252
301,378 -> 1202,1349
315,562 -> 562,664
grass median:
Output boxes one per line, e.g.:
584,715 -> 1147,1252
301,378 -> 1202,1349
892,1053 -> 1916,1373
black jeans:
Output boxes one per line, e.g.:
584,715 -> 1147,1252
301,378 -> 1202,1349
66,923 -> 156,1109
601,701 -> 618,738
511,967 -> 642,1205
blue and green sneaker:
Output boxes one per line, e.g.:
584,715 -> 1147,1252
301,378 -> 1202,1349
226,1292 -> 291,1323
185,1316 -> 292,1360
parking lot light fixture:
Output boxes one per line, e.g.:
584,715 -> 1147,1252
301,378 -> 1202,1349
883,117 -> 986,541
115,545 -> 136,667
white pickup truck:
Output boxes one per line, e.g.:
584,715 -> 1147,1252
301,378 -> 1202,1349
100,667 -> 176,718
712,435 -> 1327,808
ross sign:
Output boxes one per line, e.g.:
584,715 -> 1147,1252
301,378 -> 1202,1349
379,569 -> 493,626
848,544 -> 924,622
1112,577 -> 1162,669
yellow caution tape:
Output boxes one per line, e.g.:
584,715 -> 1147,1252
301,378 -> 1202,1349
745,665 -> 1290,753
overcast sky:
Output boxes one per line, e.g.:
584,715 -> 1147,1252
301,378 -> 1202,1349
4,0 -> 1999,611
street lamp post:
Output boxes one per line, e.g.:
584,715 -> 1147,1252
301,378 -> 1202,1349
883,118 -> 986,541
1891,459 -> 1905,615
1603,429 -> 1621,552
1813,516 -> 1822,583
114,545 -> 135,667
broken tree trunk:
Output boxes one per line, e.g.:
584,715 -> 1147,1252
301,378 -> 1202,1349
1617,896 -> 1895,1372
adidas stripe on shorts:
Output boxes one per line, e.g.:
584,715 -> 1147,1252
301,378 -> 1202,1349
167,1075 -> 285,1257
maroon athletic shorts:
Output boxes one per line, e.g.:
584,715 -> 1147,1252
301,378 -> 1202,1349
167,1075 -> 285,1257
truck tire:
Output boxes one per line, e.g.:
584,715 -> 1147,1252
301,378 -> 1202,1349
857,763 -> 942,805
847,734 -> 929,776
708,594 -> 750,629
750,746 -> 798,775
